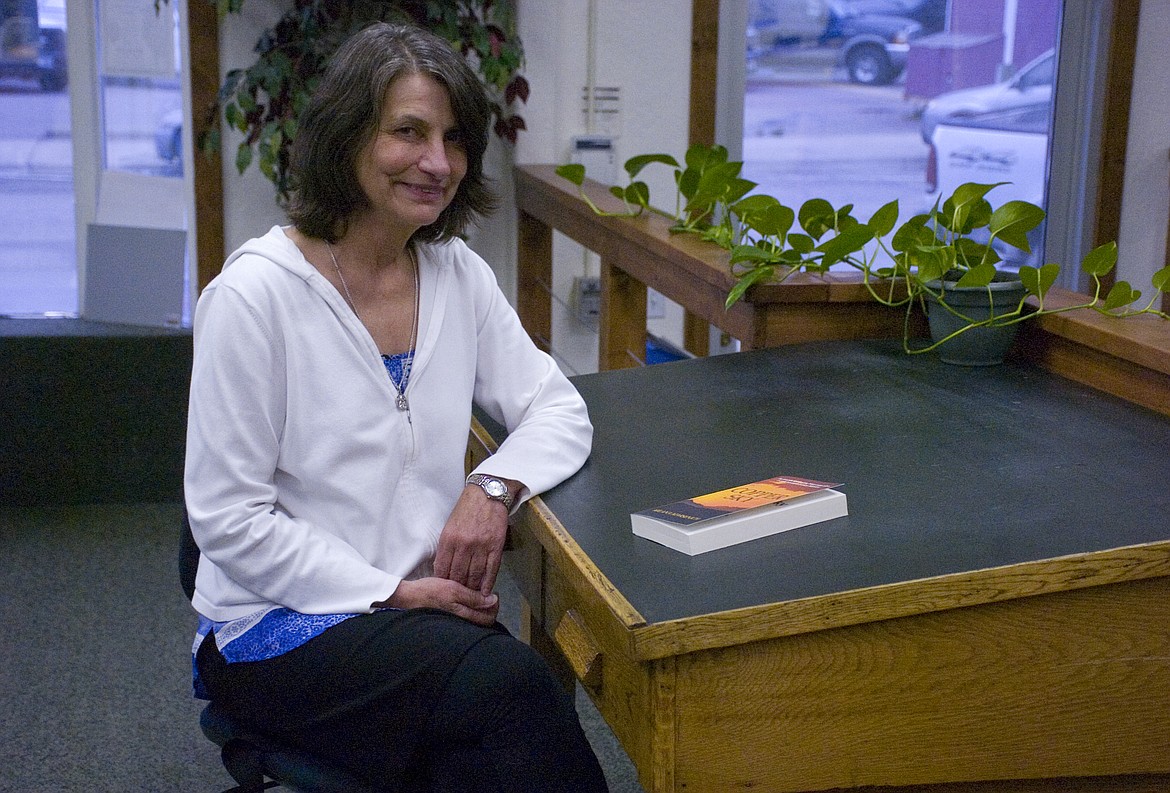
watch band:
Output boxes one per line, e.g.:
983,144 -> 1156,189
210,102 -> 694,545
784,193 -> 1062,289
466,473 -> 515,509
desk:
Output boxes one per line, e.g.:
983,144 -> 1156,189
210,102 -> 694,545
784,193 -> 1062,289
470,340 -> 1170,792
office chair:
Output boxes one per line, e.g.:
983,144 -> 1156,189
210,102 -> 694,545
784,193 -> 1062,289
179,511 -> 390,793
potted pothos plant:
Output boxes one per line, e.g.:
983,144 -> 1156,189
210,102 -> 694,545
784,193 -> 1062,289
167,0 -> 528,203
557,144 -> 1170,365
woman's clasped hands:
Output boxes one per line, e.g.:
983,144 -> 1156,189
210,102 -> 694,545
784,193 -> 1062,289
380,479 -> 514,626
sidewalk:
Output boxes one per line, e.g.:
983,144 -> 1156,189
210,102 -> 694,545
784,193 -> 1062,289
0,133 -> 173,180
0,133 -> 73,179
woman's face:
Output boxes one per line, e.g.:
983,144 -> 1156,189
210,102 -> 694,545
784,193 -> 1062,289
355,73 -> 468,235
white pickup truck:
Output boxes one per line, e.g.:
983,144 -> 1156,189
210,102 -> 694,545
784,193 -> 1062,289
923,101 -> 1052,268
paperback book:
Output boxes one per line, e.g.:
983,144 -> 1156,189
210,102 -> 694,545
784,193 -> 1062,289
630,475 -> 847,555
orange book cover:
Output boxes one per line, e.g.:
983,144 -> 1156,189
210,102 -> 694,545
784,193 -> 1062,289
636,475 -> 842,527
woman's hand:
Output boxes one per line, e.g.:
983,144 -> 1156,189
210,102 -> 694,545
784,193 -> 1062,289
434,480 -> 518,595
377,577 -> 499,626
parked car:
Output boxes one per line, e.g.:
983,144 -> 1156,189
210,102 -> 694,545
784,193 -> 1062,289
746,0 -> 831,54
0,3 -> 67,91
924,100 -> 1053,268
838,0 -> 947,33
748,0 -> 944,85
824,1 -> 926,84
920,48 -> 1055,143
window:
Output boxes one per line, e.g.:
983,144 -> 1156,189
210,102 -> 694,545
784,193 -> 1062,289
721,0 -> 1116,289
0,0 -> 194,323
0,0 -> 76,315
96,0 -> 183,177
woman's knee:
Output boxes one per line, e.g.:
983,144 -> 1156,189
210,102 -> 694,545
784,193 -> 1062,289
434,634 -> 575,734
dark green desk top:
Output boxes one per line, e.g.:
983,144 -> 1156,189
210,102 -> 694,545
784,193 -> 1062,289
485,340 -> 1170,626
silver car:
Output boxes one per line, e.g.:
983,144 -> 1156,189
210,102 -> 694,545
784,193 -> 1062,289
920,48 -> 1055,143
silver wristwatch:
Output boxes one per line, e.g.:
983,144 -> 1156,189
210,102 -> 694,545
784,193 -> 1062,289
466,473 -> 515,509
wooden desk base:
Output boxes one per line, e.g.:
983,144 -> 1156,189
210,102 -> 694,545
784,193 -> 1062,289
515,525 -> 1170,792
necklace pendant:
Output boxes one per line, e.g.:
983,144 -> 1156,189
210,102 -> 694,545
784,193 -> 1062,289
396,393 -> 409,411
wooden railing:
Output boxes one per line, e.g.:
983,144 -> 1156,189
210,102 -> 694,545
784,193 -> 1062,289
515,163 -> 1170,416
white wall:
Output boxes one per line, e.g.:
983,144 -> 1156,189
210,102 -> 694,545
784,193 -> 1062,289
1117,2 -> 1169,295
513,0 -> 694,375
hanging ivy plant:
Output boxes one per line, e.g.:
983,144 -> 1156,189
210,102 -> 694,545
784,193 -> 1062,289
181,0 -> 528,203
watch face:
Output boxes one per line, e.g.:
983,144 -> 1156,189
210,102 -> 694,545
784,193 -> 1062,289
484,479 -> 507,498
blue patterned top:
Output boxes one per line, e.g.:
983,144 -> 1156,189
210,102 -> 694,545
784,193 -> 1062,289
191,349 -> 414,699
382,349 -> 414,389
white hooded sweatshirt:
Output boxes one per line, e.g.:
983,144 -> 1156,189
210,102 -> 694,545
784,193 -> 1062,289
184,226 -> 592,621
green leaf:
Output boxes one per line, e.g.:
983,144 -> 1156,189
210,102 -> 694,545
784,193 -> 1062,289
555,163 -> 586,186
701,224 -> 733,248
729,244 -> 782,266
915,248 -> 948,284
1103,281 -> 1141,311
724,177 -> 757,205
725,265 -> 774,309
237,91 -> 257,114
692,161 -> 742,200
624,153 -> 679,180
952,236 -> 998,269
867,200 -> 899,238
798,198 -> 836,239
224,103 -> 245,133
1020,263 -> 1060,298
816,224 -> 874,267
1080,241 -> 1118,277
677,166 -> 700,201
235,141 -> 253,174
623,181 -> 651,207
950,181 -> 1005,209
732,194 -> 779,218
941,195 -> 993,234
741,201 -> 795,239
685,142 -> 728,171
1152,265 -> 1170,293
788,233 -> 815,254
989,200 -> 1046,252
891,215 -> 932,252
954,261 -> 997,288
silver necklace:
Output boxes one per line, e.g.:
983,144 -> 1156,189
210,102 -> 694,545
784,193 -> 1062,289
327,241 -> 419,412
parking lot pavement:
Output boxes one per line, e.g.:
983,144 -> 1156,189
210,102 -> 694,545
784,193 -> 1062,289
742,78 -> 931,221
0,133 -> 177,180
0,134 -> 73,179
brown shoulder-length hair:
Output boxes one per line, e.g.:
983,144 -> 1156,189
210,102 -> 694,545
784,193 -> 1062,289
286,22 -> 496,244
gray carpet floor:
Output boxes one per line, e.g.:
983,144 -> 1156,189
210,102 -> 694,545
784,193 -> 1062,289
0,503 -> 643,792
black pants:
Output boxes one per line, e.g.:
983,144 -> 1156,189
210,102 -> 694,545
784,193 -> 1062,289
196,608 -> 608,792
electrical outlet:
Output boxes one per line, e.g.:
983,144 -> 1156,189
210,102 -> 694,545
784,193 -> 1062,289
573,276 -> 602,325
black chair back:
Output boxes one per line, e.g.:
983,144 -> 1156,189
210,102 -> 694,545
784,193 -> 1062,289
179,510 -> 389,793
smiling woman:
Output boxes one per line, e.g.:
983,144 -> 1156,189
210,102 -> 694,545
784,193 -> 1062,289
194,0 -> 527,204
183,22 -> 606,792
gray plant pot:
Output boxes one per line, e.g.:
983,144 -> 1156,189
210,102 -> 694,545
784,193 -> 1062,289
924,278 -> 1028,366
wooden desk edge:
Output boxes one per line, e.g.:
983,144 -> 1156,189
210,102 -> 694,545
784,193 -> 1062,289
468,417 -> 647,636
627,539 -> 1170,661
471,420 -> 1170,664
